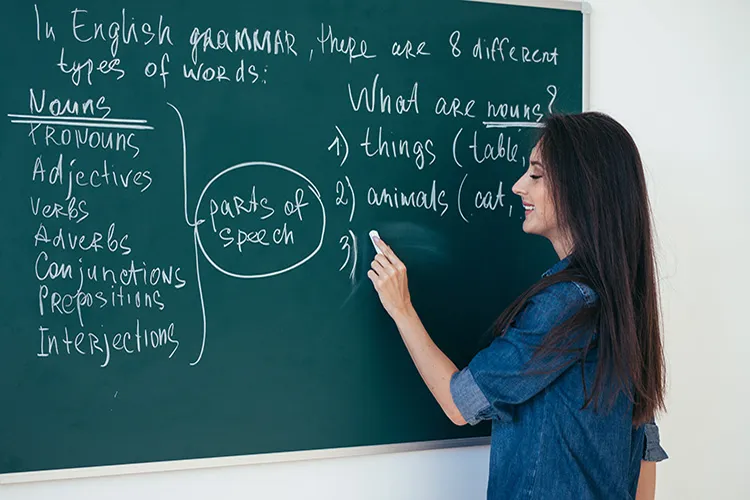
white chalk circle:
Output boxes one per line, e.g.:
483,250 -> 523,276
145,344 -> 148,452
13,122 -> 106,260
193,161 -> 326,279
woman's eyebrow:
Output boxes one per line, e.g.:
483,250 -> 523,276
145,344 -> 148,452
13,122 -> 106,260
530,160 -> 544,168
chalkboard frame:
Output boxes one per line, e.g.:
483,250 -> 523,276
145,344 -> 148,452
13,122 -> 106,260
0,0 -> 591,485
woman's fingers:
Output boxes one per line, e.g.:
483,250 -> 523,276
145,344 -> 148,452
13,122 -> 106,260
369,249 -> 399,289
374,254 -> 395,275
374,238 -> 395,264
371,257 -> 387,276
367,269 -> 379,284
374,237 -> 405,271
368,236 -> 412,318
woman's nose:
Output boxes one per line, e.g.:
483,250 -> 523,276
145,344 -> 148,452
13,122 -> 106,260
512,177 -> 525,196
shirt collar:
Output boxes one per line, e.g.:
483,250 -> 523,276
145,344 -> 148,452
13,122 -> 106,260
542,255 -> 572,278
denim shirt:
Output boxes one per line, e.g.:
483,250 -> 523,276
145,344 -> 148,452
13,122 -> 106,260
450,257 -> 668,500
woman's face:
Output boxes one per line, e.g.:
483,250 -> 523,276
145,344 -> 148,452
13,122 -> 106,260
512,146 -> 571,258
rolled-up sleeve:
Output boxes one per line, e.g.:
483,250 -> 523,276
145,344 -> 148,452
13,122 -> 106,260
450,282 -> 595,425
450,365 -> 496,425
643,421 -> 668,461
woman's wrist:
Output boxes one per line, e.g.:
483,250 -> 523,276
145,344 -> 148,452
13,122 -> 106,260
391,302 -> 420,329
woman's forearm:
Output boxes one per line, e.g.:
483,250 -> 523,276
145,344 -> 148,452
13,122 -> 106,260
392,306 -> 466,426
635,461 -> 656,500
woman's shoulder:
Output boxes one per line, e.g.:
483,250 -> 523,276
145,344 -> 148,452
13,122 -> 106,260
531,279 -> 598,310
513,280 -> 598,332
539,257 -> 598,308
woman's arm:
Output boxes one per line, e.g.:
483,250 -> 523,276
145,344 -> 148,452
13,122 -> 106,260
367,237 -> 466,425
638,420 -> 668,499
635,461 -> 656,500
389,307 -> 467,426
368,236 -> 598,427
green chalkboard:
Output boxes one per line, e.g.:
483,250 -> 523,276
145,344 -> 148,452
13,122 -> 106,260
0,0 -> 583,477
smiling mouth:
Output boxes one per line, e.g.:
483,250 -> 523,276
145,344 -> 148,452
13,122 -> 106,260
523,204 -> 535,213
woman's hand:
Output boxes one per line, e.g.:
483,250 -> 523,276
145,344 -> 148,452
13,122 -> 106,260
367,237 -> 413,320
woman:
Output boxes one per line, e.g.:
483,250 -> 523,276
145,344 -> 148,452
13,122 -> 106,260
368,112 -> 668,500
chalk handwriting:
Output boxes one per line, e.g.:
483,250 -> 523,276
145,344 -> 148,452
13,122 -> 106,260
70,8 -> 174,58
472,37 -> 559,65
29,89 -> 111,118
474,182 -> 506,211
34,4 -> 56,41
189,27 -> 297,64
34,222 -> 131,255
367,180 -> 449,217
30,195 -> 89,224
360,126 -> 436,170
56,47 -> 126,86
469,131 -> 520,164
22,122 -> 142,158
36,319 -> 179,368
208,188 -> 275,233
435,96 -> 476,118
449,31 -> 462,57
10,5 -> 578,371
32,154 -> 152,198
318,24 -> 376,64
347,74 -> 419,114
391,40 -> 430,59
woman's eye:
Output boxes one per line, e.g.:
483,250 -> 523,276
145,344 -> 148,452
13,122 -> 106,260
530,175 -> 542,180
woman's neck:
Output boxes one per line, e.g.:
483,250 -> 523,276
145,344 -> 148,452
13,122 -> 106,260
550,232 -> 574,260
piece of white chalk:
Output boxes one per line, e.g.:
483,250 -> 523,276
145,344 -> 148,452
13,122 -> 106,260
369,230 -> 383,254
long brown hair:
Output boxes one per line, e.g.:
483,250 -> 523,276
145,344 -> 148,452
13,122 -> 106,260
494,112 -> 666,425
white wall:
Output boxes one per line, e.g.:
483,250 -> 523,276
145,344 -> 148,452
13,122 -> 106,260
588,1 -> 750,499
5,1 -> 749,498
0,447 -> 491,500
